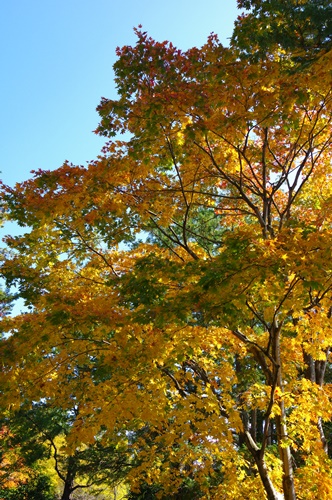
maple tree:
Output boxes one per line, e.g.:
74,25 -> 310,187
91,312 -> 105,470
1,4 -> 332,499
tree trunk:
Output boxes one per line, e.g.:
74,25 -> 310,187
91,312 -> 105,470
60,456 -> 76,500
250,408 -> 257,441
274,413 -> 296,500
273,325 -> 296,500
61,479 -> 74,500
303,349 -> 329,454
245,432 -> 284,500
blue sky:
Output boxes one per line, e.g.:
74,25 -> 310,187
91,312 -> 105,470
1,0 -> 239,188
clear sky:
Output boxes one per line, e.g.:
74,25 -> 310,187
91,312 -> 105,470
1,0 -> 239,188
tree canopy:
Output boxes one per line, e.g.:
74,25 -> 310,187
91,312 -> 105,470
1,3 -> 332,499
232,0 -> 332,62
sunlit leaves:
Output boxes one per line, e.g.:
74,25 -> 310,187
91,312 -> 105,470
1,15 -> 332,499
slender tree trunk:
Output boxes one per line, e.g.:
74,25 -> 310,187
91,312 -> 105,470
274,412 -> 296,500
267,422 -> 272,446
245,432 -> 284,500
273,325 -> 296,500
60,457 -> 76,500
240,344 -> 284,498
303,349 -> 329,454
318,416 -> 328,454
61,479 -> 73,500
250,408 -> 257,441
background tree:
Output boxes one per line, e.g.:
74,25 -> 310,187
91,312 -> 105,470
0,420 -> 55,500
0,400 -> 132,500
232,0 -> 332,62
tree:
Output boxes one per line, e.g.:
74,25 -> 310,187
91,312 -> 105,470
0,422 -> 55,500
232,0 -> 332,62
0,400 -> 132,500
1,13 -> 332,500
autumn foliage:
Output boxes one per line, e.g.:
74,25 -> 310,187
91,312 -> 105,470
1,3 -> 332,499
